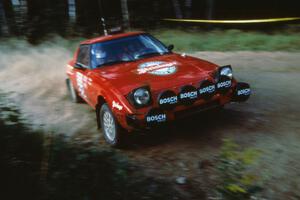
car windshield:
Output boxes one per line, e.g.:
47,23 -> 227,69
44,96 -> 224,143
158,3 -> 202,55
90,34 -> 170,69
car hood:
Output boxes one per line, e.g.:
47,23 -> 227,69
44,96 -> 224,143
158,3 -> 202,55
93,53 -> 218,95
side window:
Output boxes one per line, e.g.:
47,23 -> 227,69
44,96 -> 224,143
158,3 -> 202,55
77,45 -> 90,68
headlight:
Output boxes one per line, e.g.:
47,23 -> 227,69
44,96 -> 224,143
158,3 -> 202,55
220,66 -> 233,79
133,88 -> 151,105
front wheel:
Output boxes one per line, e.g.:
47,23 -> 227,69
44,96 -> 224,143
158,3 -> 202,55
99,103 -> 125,147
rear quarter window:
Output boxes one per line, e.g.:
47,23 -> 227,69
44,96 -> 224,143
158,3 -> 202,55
77,45 -> 90,67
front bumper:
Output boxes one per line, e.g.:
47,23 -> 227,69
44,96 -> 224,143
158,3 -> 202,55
122,81 -> 251,131
126,99 -> 222,130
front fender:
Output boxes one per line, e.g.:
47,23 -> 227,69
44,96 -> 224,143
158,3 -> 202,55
93,79 -> 135,129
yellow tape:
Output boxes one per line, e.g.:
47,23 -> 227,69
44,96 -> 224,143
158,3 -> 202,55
164,17 -> 300,24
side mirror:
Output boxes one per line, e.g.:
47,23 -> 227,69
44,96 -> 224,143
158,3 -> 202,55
167,44 -> 174,51
74,63 -> 86,70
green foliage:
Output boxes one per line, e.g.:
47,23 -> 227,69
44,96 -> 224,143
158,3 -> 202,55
216,139 -> 262,200
2,28 -> 300,52
152,29 -> 300,52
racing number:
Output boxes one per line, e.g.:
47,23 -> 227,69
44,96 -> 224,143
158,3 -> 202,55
76,72 -> 87,99
76,72 -> 92,100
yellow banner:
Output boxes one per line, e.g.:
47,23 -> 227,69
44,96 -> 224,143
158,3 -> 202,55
164,17 -> 300,24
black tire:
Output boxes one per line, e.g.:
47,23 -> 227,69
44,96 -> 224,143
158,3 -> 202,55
66,78 -> 82,103
99,103 -> 125,147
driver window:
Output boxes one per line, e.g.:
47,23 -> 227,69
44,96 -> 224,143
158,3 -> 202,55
77,45 -> 90,68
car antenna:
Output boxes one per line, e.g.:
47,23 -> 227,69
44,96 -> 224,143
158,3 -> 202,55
98,0 -> 108,36
101,17 -> 108,36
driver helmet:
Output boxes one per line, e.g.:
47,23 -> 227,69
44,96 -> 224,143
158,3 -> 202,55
92,47 -> 107,59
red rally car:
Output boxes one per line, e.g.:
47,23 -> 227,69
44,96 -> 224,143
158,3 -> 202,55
66,31 -> 251,147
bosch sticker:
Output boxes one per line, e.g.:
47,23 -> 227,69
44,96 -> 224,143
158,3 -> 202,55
179,85 -> 198,105
159,96 -> 178,105
146,114 -> 167,123
237,88 -> 251,96
198,80 -> 216,100
180,91 -> 197,99
233,82 -> 251,102
199,85 -> 215,94
216,76 -> 232,95
145,109 -> 167,124
217,80 -> 231,89
137,61 -> 177,75
158,90 -> 178,109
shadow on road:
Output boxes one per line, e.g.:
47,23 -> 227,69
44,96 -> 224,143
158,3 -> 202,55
125,106 -> 259,149
0,93 -> 184,200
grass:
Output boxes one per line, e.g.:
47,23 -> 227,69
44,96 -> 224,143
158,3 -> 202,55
1,28 -> 300,52
152,29 -> 300,52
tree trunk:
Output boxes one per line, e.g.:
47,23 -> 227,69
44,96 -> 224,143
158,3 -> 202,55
206,0 -> 214,20
184,0 -> 192,18
120,0 -> 130,29
172,0 -> 182,19
0,0 -> 9,36
68,0 -> 76,23
10,0 -> 28,34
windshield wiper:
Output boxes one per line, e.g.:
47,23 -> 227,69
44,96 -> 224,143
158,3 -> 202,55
97,60 -> 133,68
135,52 -> 162,59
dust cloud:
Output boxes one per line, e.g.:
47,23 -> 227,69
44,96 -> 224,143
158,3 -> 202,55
0,37 -> 98,137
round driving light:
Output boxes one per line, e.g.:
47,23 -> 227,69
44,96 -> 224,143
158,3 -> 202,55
220,67 -> 233,79
216,75 -> 232,95
178,85 -> 198,105
133,88 -> 150,105
198,80 -> 216,100
158,90 -> 178,110
233,82 -> 251,102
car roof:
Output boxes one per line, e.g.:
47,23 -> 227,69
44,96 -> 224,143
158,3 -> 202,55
80,31 -> 145,45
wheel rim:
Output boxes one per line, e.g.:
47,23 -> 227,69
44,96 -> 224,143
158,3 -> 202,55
103,111 -> 116,142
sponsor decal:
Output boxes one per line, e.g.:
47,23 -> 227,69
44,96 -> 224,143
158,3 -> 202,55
237,88 -> 251,96
198,80 -> 216,100
112,101 -> 123,111
146,114 -> 167,123
217,80 -> 231,88
179,86 -> 198,105
159,96 -> 178,105
180,91 -> 198,99
233,82 -> 251,102
87,78 -> 92,86
199,85 -> 215,94
158,90 -> 178,109
137,61 -> 177,75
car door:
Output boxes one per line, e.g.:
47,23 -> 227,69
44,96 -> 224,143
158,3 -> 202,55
73,44 -> 93,104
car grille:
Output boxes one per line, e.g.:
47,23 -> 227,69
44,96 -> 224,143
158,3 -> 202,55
174,100 -> 220,119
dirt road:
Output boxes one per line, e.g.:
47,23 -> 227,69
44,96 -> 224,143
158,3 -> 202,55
0,42 -> 299,199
